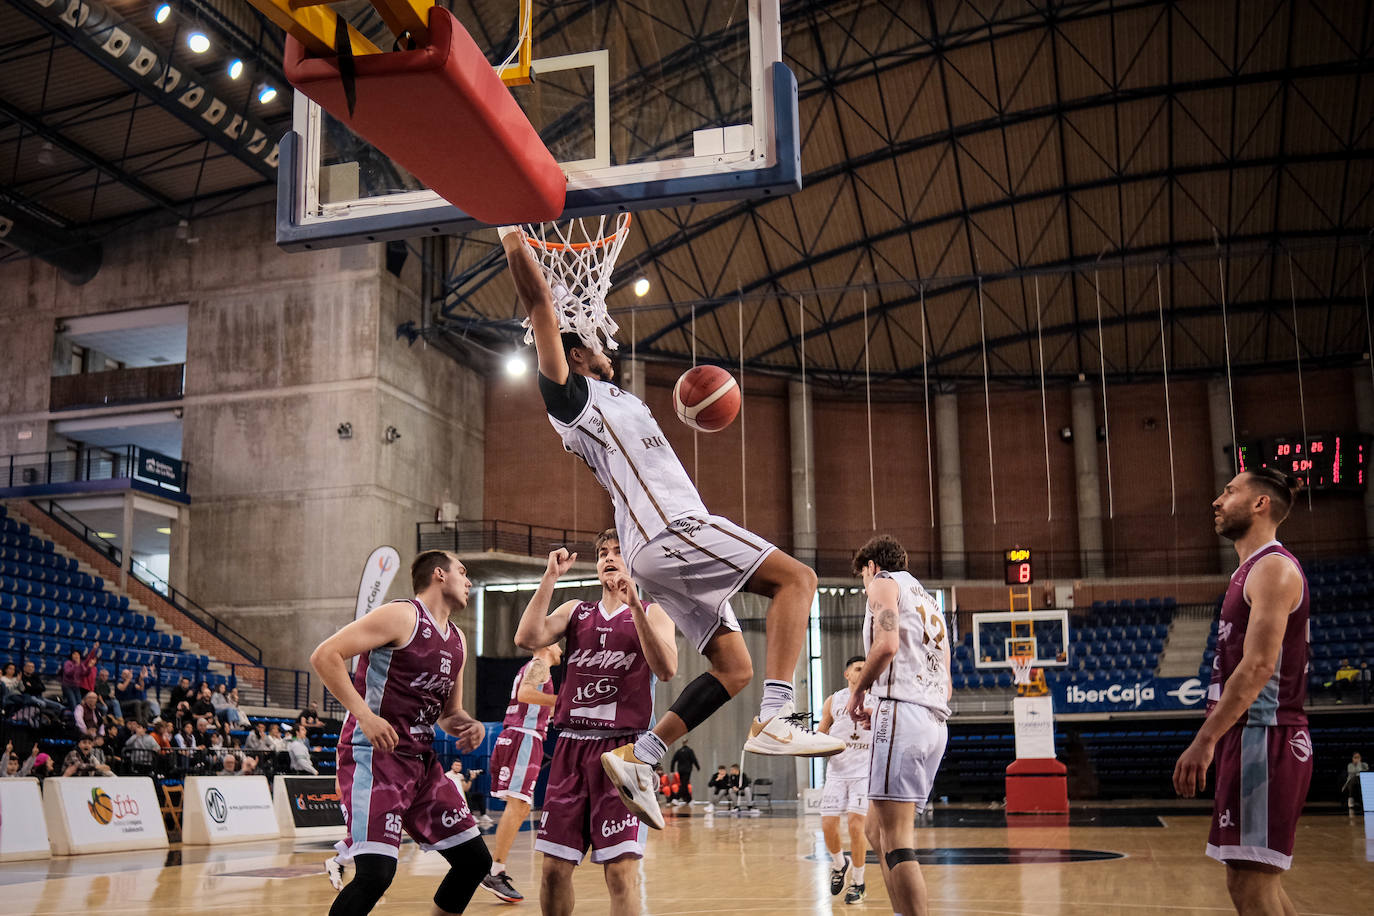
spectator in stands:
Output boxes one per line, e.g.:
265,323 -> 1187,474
169,676 -> 193,708
285,725 -> 318,774
123,720 -> 160,774
151,720 -> 173,752
62,735 -> 113,777
1344,752 -> 1368,811
23,750 -> 53,781
244,722 -> 272,751
212,684 -> 249,726
94,668 -> 121,719
708,765 -> 730,810
190,684 -> 216,719
174,721 -> 198,751
217,752 -> 242,776
1360,662 -> 1372,705
266,722 -> 286,750
1,742 -> 19,777
0,662 -> 21,697
75,691 -> 105,737
60,647 -> 94,708
298,700 -> 322,727
173,700 -> 194,732
1334,658 -> 1358,703
115,667 -> 156,724
726,764 -> 752,810
205,730 -> 231,765
20,660 -> 45,697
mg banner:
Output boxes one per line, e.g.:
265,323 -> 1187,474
182,776 -> 278,845
355,546 -> 402,621
1055,676 -> 1209,713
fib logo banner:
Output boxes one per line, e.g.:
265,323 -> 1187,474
45,777 -> 167,855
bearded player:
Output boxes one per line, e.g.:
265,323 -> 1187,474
311,551 -> 491,916
481,642 -> 561,902
817,654 -> 876,904
514,531 -> 677,916
499,227 -> 842,831
1174,469 -> 1312,915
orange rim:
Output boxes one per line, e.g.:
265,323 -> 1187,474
523,213 -> 632,251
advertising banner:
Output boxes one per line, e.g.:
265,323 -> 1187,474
1013,695 -> 1057,759
355,546 -> 402,621
273,775 -> 346,839
133,447 -> 185,491
42,777 -> 167,856
0,778 -> 50,861
182,776 -> 279,845
1055,676 -> 1209,714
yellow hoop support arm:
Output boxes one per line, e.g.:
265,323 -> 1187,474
245,0 -> 382,56
498,0 -> 533,87
367,0 -> 437,46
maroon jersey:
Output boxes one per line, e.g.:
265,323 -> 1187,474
502,659 -> 555,738
340,599 -> 462,755
1208,541 -> 1310,727
554,600 -> 654,732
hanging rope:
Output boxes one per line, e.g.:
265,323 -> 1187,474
691,303 -> 698,481
1363,245 -> 1374,402
1155,265 -> 1177,516
1216,242 -> 1239,473
862,288 -> 876,530
1288,251 -> 1313,510
921,284 -> 935,529
1094,269 -> 1114,519
977,278 -> 997,525
738,296 -> 747,529
1035,278 -> 1052,521
799,296 -> 811,545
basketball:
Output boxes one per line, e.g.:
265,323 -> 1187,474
673,366 -> 740,433
87,788 -> 113,825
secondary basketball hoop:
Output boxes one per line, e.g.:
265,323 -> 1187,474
1009,654 -> 1035,688
516,214 -> 632,355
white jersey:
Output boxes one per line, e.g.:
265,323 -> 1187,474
824,686 -> 875,780
548,377 -> 708,566
862,570 -> 951,720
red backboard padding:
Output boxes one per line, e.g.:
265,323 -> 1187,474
284,7 -> 565,225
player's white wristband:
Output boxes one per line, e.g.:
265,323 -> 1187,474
496,225 -> 523,241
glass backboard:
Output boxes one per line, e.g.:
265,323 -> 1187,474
276,0 -> 798,250
971,609 -> 1071,669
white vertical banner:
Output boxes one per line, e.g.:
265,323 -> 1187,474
355,546 -> 402,621
0,779 -> 49,861
1012,695 -> 1057,760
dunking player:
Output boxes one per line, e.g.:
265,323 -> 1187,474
514,531 -> 677,915
311,550 -> 491,916
817,654 -> 876,904
1174,469 -> 1312,915
481,643 -> 562,903
847,535 -> 951,916
499,228 -> 843,830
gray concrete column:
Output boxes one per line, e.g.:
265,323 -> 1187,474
119,491 -> 134,590
1354,372 -> 1374,544
621,355 -> 646,401
789,379 -> 816,567
934,391 -> 965,579
1070,383 -> 1104,577
1207,376 -> 1238,570
168,505 -> 190,595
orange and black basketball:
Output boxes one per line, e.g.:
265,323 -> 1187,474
87,787 -> 114,825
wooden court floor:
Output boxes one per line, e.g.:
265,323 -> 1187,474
1,806 -> 1369,915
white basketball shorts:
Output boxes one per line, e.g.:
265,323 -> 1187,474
867,698 -> 948,807
629,514 -> 776,653
820,775 -> 869,817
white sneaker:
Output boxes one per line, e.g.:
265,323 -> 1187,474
600,744 -> 665,830
703,803 -> 715,813
671,799 -> 685,807
743,701 -> 846,757
476,814 -> 494,829
325,857 -> 345,892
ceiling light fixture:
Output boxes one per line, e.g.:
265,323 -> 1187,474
37,140 -> 55,166
504,353 -> 528,377
257,84 -> 278,105
227,58 -> 244,80
187,31 -> 210,54
633,276 -> 650,297
156,527 -> 171,535
154,3 -> 172,24
96,532 -> 116,540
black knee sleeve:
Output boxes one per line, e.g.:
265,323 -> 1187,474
885,847 -> 919,870
668,672 -> 733,731
433,836 -> 492,914
330,854 -> 397,916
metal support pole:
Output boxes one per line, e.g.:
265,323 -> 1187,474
789,378 -> 816,568
934,391 -> 965,579
1070,383 -> 1104,577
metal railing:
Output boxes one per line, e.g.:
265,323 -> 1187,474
418,519 -> 605,558
49,363 -> 184,411
2,444 -> 188,495
36,500 -> 262,664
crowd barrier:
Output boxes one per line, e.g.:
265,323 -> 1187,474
0,778 -> 50,861
42,776 -> 168,855
182,775 -> 279,845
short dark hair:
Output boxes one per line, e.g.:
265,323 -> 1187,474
844,655 -> 865,669
411,550 -> 455,592
1245,468 -> 1301,522
851,534 -> 908,575
594,528 -> 619,552
561,331 -> 585,357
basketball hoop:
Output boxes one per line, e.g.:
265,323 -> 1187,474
519,213 -> 633,355
1009,654 -> 1035,688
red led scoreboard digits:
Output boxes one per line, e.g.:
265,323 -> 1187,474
1238,432 -> 1370,491
1004,548 -> 1033,586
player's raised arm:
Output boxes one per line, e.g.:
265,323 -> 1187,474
309,601 -> 416,752
500,227 -> 568,384
515,548 -> 580,650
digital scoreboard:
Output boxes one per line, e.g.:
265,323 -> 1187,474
1237,432 -> 1369,491
1004,547 -> 1033,586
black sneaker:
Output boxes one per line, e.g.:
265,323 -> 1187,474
481,872 -> 524,903
845,882 -> 867,904
829,854 -> 850,895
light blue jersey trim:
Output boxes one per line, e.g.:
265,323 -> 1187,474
350,744 -> 375,847
1239,726 -> 1270,849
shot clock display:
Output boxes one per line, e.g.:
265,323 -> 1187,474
1004,548 -> 1033,586
1237,432 -> 1369,491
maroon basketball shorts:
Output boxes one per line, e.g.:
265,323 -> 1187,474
536,732 -> 647,864
490,728 -> 544,803
1207,723 -> 1314,870
336,742 -> 478,860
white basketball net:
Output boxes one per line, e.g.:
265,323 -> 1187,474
1009,655 -> 1035,687
521,213 -> 632,355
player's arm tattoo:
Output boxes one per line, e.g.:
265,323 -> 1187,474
523,659 -> 550,687
876,606 -> 898,632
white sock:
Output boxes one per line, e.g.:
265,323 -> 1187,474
634,731 -> 667,766
851,865 -> 865,884
490,861 -> 505,876
830,850 -> 846,869
759,679 -> 793,721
